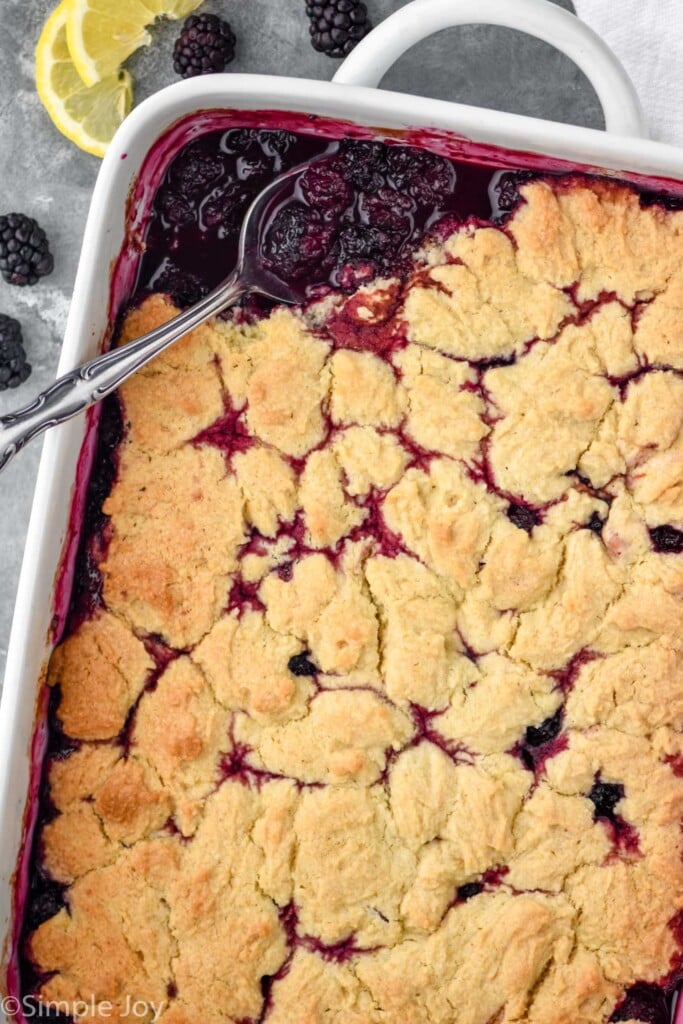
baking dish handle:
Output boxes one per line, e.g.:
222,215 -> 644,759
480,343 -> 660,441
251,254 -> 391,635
332,0 -> 646,138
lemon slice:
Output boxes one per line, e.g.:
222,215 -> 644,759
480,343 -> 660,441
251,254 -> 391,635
67,0 -> 202,87
36,0 -> 133,158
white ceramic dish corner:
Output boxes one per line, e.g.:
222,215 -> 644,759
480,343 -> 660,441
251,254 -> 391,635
2,0 -> 683,1017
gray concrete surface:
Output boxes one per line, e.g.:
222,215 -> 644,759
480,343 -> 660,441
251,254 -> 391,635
0,0 -> 601,682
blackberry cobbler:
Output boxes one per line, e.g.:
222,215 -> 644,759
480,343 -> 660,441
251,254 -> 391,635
17,125 -> 683,1024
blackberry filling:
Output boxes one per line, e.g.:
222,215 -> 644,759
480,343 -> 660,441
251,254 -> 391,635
587,777 -> 640,855
169,146 -> 224,195
158,190 -> 195,227
236,154 -> 272,183
506,502 -> 542,534
515,708 -> 565,772
611,982 -> 670,1024
24,876 -> 67,931
360,187 -> 415,232
407,153 -> 457,205
299,160 -> 353,216
85,395 -> 123,528
23,1003 -> 71,1024
649,524 -> 683,553
260,131 -> 298,160
639,191 -> 683,212
135,132 -> 523,306
288,652 -> 319,677
456,881 -> 484,902
524,709 -> 563,749
588,779 -> 624,821
259,974 -> 273,998
492,170 -> 534,213
200,182 -> 252,232
262,202 -> 335,280
151,263 -> 208,308
585,510 -> 605,534
339,139 -> 387,191
455,866 -> 509,905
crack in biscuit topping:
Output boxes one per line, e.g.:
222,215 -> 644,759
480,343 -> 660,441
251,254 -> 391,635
25,174 -> 683,1024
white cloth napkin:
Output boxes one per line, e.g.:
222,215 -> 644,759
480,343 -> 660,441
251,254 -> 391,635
573,0 -> 683,146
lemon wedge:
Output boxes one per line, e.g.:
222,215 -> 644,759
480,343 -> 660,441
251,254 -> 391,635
67,0 -> 202,87
36,0 -> 133,158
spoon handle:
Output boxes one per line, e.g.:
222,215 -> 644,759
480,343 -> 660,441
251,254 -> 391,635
0,272 -> 246,472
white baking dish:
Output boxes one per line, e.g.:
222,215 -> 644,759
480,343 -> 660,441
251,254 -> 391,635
3,0 -> 683,1016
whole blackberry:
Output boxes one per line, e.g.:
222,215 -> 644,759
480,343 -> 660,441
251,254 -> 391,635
0,315 -> 31,390
173,14 -> 236,79
0,213 -> 54,287
305,0 -> 372,58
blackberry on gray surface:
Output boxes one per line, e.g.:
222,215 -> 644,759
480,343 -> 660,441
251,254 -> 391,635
0,213 -> 54,287
305,0 -> 372,58
0,314 -> 31,390
173,13 -> 236,79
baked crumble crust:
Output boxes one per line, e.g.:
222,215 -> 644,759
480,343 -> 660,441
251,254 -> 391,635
29,176 -> 683,1024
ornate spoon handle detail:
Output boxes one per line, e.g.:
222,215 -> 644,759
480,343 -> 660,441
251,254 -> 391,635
0,272 -> 246,472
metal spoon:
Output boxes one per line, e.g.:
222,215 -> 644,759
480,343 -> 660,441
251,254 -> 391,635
0,160 -> 312,472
